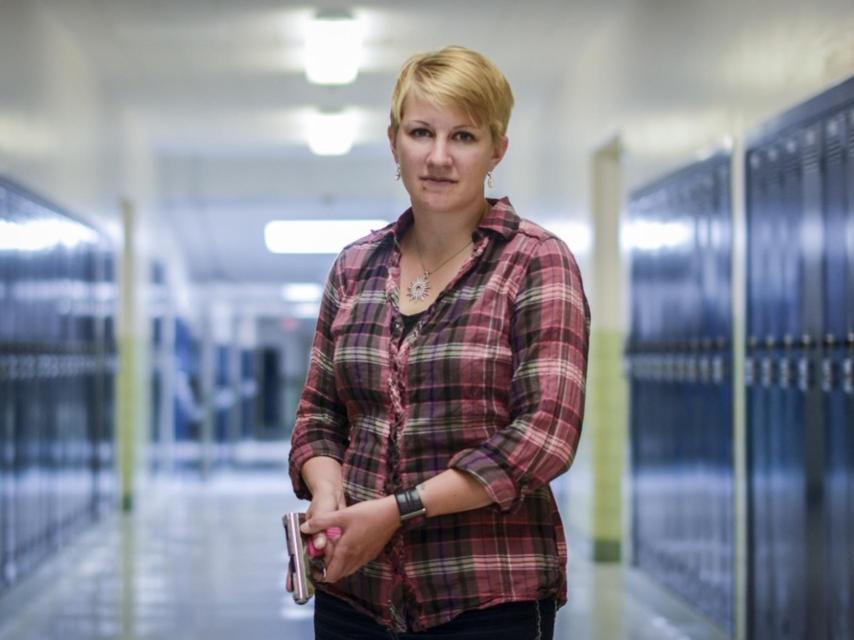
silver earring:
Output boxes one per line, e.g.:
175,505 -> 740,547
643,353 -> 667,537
395,163 -> 401,180
487,172 -> 494,189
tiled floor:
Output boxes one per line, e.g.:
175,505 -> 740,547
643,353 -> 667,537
0,472 -> 729,639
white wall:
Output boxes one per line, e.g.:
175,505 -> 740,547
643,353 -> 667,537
0,0 -> 111,227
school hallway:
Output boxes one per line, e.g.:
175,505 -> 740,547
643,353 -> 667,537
2,1 -> 854,638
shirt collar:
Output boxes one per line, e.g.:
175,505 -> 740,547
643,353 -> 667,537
386,197 -> 519,246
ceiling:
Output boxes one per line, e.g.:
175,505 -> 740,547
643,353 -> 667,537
32,0 -> 854,291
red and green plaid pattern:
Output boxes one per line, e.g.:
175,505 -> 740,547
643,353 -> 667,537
289,197 -> 590,632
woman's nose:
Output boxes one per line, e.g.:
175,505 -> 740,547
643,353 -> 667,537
426,138 -> 452,167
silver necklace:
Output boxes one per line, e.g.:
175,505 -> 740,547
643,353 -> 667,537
406,235 -> 473,302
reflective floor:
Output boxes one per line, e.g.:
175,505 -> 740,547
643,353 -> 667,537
0,472 -> 729,640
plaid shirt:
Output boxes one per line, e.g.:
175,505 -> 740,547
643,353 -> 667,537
289,197 -> 590,632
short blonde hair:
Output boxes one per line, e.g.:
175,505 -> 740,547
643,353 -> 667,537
389,46 -> 514,142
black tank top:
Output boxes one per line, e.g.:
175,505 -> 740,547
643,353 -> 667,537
401,311 -> 424,337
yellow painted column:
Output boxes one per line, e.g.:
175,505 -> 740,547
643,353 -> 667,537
117,198 -> 138,511
580,138 -> 628,561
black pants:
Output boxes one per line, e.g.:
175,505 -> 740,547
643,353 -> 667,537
314,590 -> 556,640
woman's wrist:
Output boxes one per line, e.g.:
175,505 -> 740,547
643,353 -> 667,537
302,456 -> 344,500
378,495 -> 403,529
309,481 -> 344,506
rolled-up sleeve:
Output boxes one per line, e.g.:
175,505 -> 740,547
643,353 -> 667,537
449,236 -> 590,512
288,256 -> 349,500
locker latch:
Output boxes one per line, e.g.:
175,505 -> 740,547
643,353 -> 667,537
820,357 -> 835,392
760,357 -> 774,387
797,356 -> 812,392
744,357 -> 755,386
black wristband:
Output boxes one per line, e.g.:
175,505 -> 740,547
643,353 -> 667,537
394,487 -> 426,522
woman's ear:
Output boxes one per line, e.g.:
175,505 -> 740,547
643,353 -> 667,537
388,126 -> 398,163
490,135 -> 509,170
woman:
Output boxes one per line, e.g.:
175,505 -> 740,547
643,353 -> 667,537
289,45 -> 590,639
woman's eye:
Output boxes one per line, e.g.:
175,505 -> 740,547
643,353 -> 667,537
454,131 -> 476,142
410,128 -> 432,138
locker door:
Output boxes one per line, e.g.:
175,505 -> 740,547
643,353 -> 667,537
845,105 -> 854,639
97,249 -> 117,510
92,244 -> 109,515
716,161 -> 735,631
746,147 -> 772,638
824,347 -> 850,640
33,202 -> 54,565
716,352 -> 734,629
847,109 -> 854,342
11,194 -> 35,578
824,110 -> 848,342
2,186 -> 24,589
0,184 -> 10,590
822,111 -> 851,640
844,350 -> 854,640
83,244 -> 98,522
48,208 -> 64,547
800,122 -> 826,639
771,142 -> 808,640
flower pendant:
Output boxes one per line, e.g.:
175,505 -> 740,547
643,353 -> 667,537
407,272 -> 431,302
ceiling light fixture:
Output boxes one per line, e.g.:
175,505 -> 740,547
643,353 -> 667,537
265,219 -> 387,254
306,110 -> 358,156
305,11 -> 363,85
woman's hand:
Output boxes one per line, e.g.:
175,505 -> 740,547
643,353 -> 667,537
300,496 -> 400,583
301,457 -> 346,559
305,481 -> 346,557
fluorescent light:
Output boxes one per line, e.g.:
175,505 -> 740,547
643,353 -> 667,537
265,219 -> 387,254
305,13 -> 363,85
306,110 -> 357,156
281,283 -> 323,302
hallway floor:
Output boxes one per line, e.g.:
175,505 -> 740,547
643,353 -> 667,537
0,472 -> 729,640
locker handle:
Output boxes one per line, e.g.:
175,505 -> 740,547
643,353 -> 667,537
797,357 -> 812,391
760,358 -> 775,387
800,334 -> 815,350
778,358 -> 792,388
843,358 -> 853,394
744,357 -> 755,386
711,356 -> 725,384
821,357 -> 835,392
699,356 -> 711,383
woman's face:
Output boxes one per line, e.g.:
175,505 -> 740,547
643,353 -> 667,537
389,93 -> 507,216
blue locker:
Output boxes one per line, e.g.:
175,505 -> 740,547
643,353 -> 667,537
848,107 -> 854,341
845,104 -> 854,639
98,247 -> 117,510
823,347 -> 851,639
823,114 -> 847,342
746,145 -> 773,638
746,75 -> 854,640
0,177 -> 114,594
822,111 -> 851,640
240,349 -> 256,439
628,154 -> 734,634
801,121 -> 827,638
0,184 -> 10,590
